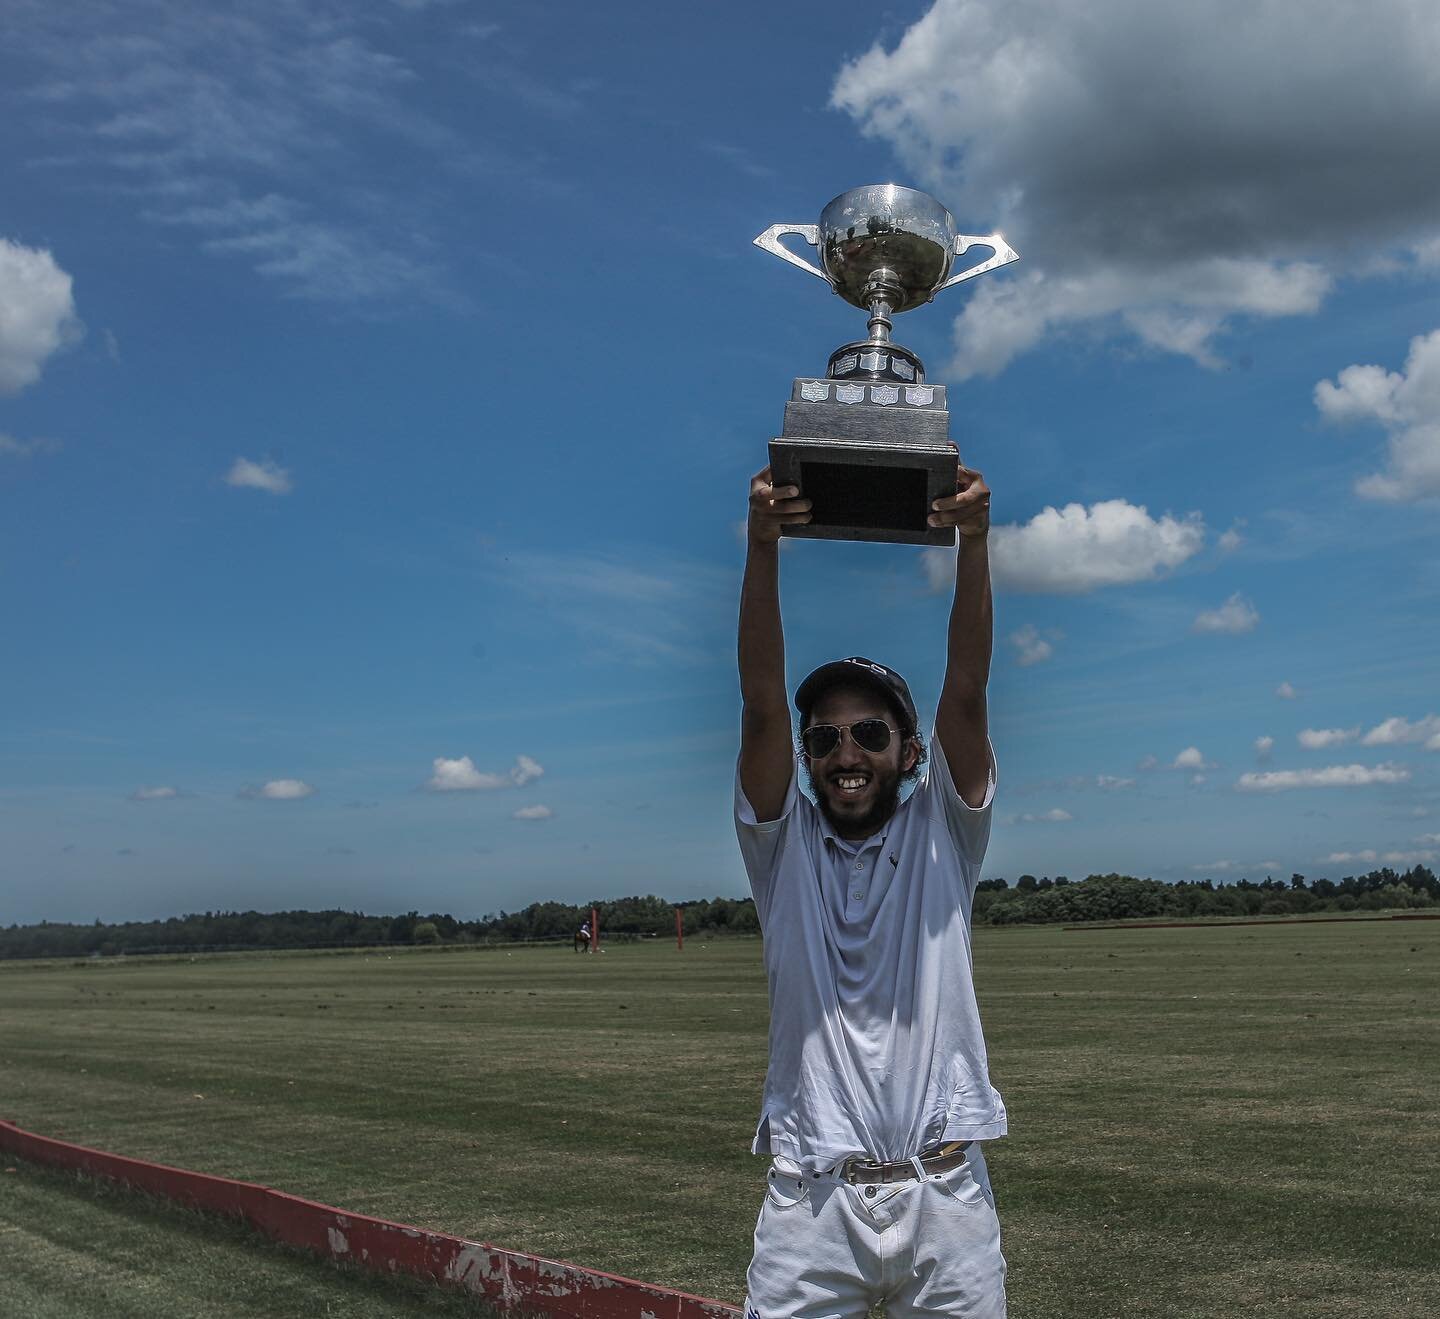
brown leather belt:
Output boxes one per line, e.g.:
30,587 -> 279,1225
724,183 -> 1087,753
838,1141 -> 971,1185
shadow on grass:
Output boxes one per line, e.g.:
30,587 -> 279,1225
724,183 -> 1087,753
0,1158 -> 501,1318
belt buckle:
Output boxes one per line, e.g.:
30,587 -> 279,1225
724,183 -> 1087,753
842,1157 -> 875,1185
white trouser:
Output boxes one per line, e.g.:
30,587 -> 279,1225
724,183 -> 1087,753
745,1145 -> 1006,1319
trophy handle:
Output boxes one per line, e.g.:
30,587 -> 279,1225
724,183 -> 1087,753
937,234 -> 1019,292
753,224 -> 827,281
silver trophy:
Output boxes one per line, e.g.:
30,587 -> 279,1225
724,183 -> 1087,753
754,184 -> 1018,545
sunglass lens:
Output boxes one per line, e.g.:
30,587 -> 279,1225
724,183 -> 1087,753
802,726 -> 840,758
852,719 -> 893,752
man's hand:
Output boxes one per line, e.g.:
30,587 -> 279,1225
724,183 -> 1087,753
928,464 -> 990,538
749,466 -> 812,544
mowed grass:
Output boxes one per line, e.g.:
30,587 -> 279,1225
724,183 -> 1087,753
1,921 -> 1437,1317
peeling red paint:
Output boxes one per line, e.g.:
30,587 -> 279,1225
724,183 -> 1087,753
0,1119 -> 739,1319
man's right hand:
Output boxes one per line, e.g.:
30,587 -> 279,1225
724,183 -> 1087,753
748,466 -> 812,544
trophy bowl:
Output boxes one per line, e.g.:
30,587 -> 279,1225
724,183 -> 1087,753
818,184 -> 959,313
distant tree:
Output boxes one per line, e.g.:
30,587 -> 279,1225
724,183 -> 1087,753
412,921 -> 440,944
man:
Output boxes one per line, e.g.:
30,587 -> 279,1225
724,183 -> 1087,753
735,462 -> 1006,1318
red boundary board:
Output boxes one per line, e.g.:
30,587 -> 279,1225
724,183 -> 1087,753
0,1119 -> 740,1319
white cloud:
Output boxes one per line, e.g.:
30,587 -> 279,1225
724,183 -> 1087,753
1172,747 -> 1212,770
925,499 -> 1204,595
1012,807 -> 1073,823
1276,681 -> 1298,700
1298,727 -> 1360,750
494,549 -> 734,666
426,753 -> 545,793
1138,755 -> 1159,772
512,804 -> 553,820
1192,859 -> 1280,874
1325,847 -> 1438,866
1254,736 -> 1275,761
1096,775 -> 1135,791
1316,330 -> 1440,500
8,5 -> 474,307
0,239 -> 82,394
240,778 -> 316,800
1217,525 -> 1245,553
1192,593 -> 1260,635
1236,764 -> 1410,792
1362,714 -> 1440,747
225,457 -> 292,495
129,785 -> 179,801
832,1 -> 1440,376
0,433 -> 62,458
1416,833 -> 1440,846
1008,624 -> 1054,666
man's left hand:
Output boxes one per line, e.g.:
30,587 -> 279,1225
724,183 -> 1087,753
928,464 -> 991,538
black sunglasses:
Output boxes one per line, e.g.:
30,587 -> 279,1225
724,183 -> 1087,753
801,719 -> 899,759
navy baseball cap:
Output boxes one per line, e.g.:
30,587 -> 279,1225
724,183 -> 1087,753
795,656 -> 919,734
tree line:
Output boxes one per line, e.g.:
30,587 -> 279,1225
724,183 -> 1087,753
0,893 -> 759,960
971,865 -> 1439,924
2,866 -> 1434,959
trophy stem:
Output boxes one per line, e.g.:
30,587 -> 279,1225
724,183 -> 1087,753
866,298 -> 894,345
860,267 -> 905,347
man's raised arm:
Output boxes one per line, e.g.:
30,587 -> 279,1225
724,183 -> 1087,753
738,466 -> 811,822
932,463 -> 994,808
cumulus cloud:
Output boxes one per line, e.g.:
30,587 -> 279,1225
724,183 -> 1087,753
129,785 -> 180,801
1096,775 -> 1135,791
1008,624 -> 1055,666
512,804 -> 553,820
0,239 -> 82,394
926,499 -> 1204,594
1362,714 -> 1440,748
225,457 -> 292,495
426,754 -> 545,793
1316,330 -> 1440,501
1192,593 -> 1260,635
1298,727 -> 1360,750
1276,681 -> 1298,700
1172,747 -> 1212,770
240,778 -> 316,800
832,0 -> 1440,376
1217,525 -> 1245,553
1236,764 -> 1410,792
1254,736 -> 1274,761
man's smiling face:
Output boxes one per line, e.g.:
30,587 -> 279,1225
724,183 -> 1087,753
803,683 -> 918,841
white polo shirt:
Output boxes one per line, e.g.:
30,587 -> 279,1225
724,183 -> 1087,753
735,733 -> 1006,1170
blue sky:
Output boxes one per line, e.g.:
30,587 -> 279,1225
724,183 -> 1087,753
3,0 -> 1439,925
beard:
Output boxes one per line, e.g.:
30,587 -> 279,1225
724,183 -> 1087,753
804,761 -> 903,839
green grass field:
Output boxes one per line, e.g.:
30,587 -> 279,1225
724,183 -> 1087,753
2,921 -> 1437,1317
